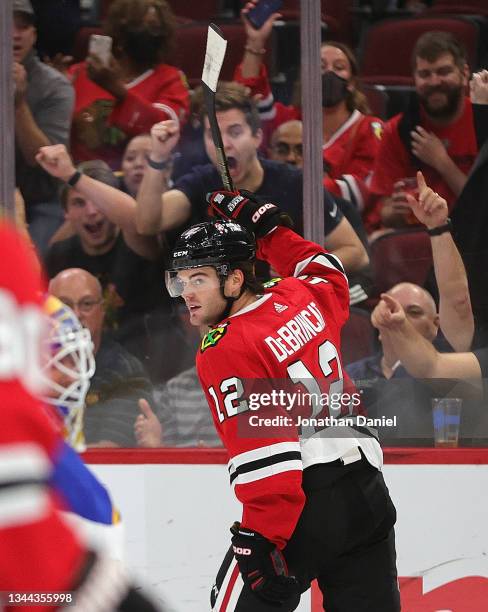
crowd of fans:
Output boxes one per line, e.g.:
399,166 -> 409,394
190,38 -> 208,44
10,0 -> 488,448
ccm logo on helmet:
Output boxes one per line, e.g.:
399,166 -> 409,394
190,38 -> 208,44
233,545 -> 252,556
252,203 -> 275,223
174,250 -> 188,257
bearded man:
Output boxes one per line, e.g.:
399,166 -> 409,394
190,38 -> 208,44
364,31 -> 478,232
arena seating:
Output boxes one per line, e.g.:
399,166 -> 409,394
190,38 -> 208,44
370,229 -> 434,296
360,15 -> 481,86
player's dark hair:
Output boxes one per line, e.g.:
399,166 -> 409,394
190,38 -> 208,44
413,31 -> 468,72
194,81 -> 261,135
105,0 -> 176,64
59,160 -> 119,210
231,261 -> 264,295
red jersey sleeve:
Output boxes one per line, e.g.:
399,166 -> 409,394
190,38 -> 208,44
0,390 -> 85,601
197,336 -> 305,549
257,226 -> 349,324
233,62 -> 299,148
109,65 -> 190,133
234,62 -> 272,100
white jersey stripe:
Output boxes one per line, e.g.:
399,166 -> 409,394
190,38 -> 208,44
336,179 -> 351,202
228,441 -> 301,472
349,283 -> 368,305
323,109 -> 362,149
294,253 -> 346,279
232,460 -> 303,488
0,484 -> 50,528
256,92 -> 276,120
0,443 -> 50,482
213,558 -> 239,611
225,573 -> 245,611
300,435 -> 383,471
313,253 -> 346,275
256,92 -> 274,111
257,107 -> 277,121
342,174 -> 365,211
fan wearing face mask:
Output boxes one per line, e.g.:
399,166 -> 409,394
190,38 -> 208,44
234,2 -> 384,213
68,0 -> 190,170
317,44 -> 385,213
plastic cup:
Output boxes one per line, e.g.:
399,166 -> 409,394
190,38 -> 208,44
432,398 -> 462,448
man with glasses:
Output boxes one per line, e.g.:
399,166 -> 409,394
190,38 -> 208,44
268,120 -> 303,167
49,268 -> 155,448
49,268 -> 105,353
267,118 -> 374,305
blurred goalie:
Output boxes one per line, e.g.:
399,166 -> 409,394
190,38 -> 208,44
41,294 -> 125,561
0,220 -> 159,611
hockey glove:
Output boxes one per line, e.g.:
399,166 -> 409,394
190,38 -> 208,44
230,522 -> 300,604
207,189 -> 293,238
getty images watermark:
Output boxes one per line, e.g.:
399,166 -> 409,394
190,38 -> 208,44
233,380 -> 398,439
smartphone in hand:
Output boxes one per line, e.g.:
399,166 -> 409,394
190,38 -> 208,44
88,34 -> 112,66
246,0 -> 283,30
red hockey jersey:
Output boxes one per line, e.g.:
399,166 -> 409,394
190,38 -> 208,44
0,222 -> 85,610
0,388 -> 85,608
196,227 -> 382,549
69,62 -> 190,168
322,110 -> 383,210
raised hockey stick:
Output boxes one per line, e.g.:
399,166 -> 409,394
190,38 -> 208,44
201,23 -> 235,192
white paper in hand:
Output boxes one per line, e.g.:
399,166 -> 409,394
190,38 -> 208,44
202,24 -> 227,93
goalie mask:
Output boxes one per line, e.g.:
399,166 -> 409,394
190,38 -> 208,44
42,295 -> 96,450
165,220 -> 255,298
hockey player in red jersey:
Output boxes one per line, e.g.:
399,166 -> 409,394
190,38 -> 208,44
0,220 -> 159,612
165,192 -> 400,610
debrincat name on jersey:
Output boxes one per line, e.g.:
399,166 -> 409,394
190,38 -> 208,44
264,301 -> 326,363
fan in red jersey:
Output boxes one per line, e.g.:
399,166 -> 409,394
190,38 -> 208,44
165,191 -> 400,611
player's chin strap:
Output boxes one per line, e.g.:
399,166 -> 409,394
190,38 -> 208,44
216,264 -> 247,320
220,295 -> 235,321
220,285 -> 246,320
220,266 -> 246,320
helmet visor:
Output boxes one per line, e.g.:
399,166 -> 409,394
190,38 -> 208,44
165,266 -> 226,298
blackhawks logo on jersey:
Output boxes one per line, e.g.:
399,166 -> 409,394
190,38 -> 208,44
263,277 -> 283,289
200,322 -> 229,352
